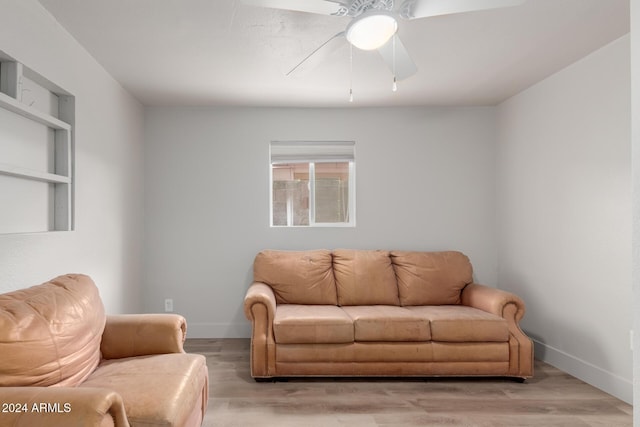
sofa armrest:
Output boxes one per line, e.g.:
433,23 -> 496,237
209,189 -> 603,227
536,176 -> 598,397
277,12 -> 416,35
462,283 -> 533,378
244,282 -> 276,323
101,314 -> 186,359
243,282 -> 277,377
461,283 -> 525,322
0,387 -> 129,427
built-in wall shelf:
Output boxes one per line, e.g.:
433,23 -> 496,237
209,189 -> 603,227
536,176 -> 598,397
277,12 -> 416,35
0,51 -> 75,233
0,163 -> 71,184
0,91 -> 71,131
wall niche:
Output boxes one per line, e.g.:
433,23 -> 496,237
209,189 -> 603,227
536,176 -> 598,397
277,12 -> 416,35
0,51 -> 75,233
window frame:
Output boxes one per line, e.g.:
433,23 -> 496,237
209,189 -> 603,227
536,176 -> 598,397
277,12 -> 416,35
269,141 -> 356,228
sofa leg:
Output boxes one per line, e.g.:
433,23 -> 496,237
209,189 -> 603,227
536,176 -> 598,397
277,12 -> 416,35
511,377 -> 527,383
254,377 -> 290,383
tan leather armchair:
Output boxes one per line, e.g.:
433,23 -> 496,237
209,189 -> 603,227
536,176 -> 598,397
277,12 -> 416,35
0,274 -> 208,427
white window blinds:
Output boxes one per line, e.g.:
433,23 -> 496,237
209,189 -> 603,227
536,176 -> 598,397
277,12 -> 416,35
270,141 -> 355,164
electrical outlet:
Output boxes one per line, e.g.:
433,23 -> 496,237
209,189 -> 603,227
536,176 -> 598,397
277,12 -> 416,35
164,298 -> 173,312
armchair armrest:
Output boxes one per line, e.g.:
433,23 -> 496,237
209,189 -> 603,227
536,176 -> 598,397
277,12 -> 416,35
100,314 -> 186,359
0,387 -> 128,427
243,282 -> 277,378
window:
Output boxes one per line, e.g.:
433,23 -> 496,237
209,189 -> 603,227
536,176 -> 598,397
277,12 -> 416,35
270,141 -> 355,227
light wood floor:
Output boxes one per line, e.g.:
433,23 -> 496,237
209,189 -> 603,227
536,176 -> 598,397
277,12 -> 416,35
185,338 -> 632,427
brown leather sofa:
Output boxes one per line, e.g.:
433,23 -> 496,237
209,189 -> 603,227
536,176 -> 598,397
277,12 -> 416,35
0,274 -> 208,427
244,249 -> 533,380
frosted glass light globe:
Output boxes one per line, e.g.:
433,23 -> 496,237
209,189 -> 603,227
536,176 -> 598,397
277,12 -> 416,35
346,11 -> 398,51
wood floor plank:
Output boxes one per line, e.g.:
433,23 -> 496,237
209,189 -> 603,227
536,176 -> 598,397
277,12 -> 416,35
185,338 -> 632,427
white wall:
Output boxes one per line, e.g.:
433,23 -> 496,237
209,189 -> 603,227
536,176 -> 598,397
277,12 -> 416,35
0,0 -> 145,313
497,35 -> 632,403
143,106 -> 498,337
631,0 -> 640,422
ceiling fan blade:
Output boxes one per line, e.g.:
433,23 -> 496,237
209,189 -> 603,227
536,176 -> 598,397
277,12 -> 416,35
287,32 -> 347,76
240,0 -> 345,16
401,0 -> 526,19
377,35 -> 417,81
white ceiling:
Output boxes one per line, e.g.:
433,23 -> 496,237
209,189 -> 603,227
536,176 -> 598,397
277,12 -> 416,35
37,0 -> 629,107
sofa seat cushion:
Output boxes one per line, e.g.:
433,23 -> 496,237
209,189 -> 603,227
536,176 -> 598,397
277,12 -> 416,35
342,306 -> 431,342
274,305 -> 354,344
81,353 -> 207,427
407,306 -> 509,342
333,249 -> 400,306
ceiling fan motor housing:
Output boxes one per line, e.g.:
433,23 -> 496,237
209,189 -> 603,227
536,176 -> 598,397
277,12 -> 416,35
335,0 -> 396,17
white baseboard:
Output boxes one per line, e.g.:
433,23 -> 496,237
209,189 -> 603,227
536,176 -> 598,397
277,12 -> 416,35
186,322 -> 251,339
533,339 -> 632,404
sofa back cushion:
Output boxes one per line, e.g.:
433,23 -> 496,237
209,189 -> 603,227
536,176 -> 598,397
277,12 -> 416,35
333,249 -> 400,306
253,250 -> 338,305
0,274 -> 106,386
391,251 -> 473,305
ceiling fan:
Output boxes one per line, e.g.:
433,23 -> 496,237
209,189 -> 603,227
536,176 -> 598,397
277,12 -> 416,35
241,0 -> 526,90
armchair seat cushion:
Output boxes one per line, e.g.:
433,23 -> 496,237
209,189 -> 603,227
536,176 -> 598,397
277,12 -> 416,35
274,305 -> 354,344
407,305 -> 509,342
81,353 -> 208,427
342,306 -> 431,342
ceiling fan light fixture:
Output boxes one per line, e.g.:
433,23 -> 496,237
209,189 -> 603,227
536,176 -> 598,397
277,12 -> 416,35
346,10 -> 398,51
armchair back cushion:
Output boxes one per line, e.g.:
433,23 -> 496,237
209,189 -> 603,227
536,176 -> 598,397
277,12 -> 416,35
391,251 -> 473,305
333,249 -> 400,306
0,274 -> 105,387
253,250 -> 337,305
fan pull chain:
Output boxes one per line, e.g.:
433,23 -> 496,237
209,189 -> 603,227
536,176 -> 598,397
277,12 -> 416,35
392,35 -> 398,92
349,43 -> 354,103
